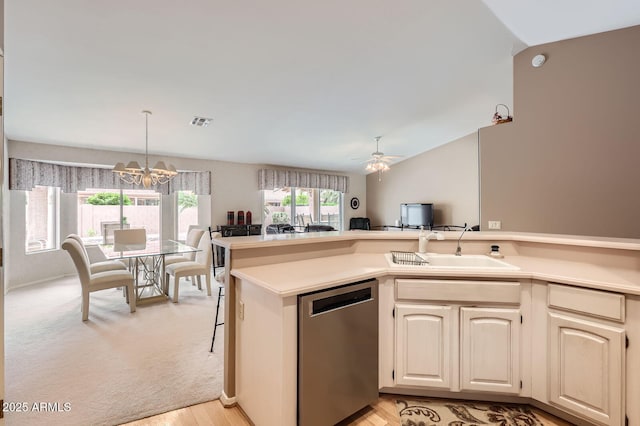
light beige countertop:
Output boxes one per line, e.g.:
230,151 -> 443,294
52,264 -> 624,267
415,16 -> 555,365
215,230 -> 640,251
231,251 -> 640,297
232,253 -> 387,296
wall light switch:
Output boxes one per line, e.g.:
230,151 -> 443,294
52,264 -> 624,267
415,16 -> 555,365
239,300 -> 245,320
488,220 -> 502,230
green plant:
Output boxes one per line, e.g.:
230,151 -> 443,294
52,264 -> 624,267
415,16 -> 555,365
320,190 -> 339,206
178,191 -> 198,213
272,212 -> 289,224
282,193 -> 309,206
86,192 -> 132,205
87,229 -> 97,237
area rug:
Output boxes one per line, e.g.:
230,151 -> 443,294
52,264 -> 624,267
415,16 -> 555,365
396,398 -> 544,426
5,275 -> 225,426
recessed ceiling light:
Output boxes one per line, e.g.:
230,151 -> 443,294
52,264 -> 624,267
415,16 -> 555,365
190,116 -> 213,127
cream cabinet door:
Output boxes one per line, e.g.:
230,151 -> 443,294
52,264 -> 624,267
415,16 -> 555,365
395,304 -> 453,389
548,312 -> 625,426
460,307 -> 521,394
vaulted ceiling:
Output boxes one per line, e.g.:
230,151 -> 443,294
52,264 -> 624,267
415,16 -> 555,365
5,1 -> 640,173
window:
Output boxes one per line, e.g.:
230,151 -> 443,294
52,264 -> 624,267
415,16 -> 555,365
262,187 -> 343,230
78,188 -> 161,244
290,188 -> 312,227
25,186 -> 59,253
263,188 -> 293,227
176,190 -> 198,241
319,189 -> 342,230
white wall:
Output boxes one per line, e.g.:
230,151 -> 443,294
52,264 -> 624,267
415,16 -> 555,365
366,132 -> 479,229
6,140 -> 366,289
8,190 -> 78,287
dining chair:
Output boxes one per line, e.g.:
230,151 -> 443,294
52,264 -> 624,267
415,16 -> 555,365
186,224 -> 208,241
67,234 -> 127,273
62,237 -> 136,321
164,227 -> 205,267
165,233 -> 213,303
113,228 -> 147,246
113,228 -> 149,288
305,224 -> 336,232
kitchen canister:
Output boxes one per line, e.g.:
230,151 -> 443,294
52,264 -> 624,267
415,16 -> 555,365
245,211 -> 252,225
227,211 -> 234,225
237,210 -> 245,225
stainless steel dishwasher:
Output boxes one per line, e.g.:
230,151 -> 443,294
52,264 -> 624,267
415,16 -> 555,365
298,279 -> 378,426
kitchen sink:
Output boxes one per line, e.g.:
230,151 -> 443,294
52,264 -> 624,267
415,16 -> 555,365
387,252 -> 519,270
423,254 -> 519,269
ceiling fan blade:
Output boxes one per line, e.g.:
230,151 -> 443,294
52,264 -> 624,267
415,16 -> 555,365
350,156 -> 371,163
352,136 -> 403,168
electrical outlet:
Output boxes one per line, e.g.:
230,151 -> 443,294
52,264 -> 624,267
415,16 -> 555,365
239,300 -> 245,320
488,220 -> 502,230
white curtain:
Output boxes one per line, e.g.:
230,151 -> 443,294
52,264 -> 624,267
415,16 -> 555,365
258,168 -> 349,193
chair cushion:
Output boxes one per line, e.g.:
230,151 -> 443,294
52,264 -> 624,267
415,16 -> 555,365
90,260 -> 127,274
166,261 -> 207,276
89,270 -> 133,291
164,255 -> 188,266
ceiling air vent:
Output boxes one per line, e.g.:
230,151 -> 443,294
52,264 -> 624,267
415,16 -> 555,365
190,116 -> 213,127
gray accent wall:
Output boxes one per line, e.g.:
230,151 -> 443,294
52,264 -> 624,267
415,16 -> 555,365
480,25 -> 640,238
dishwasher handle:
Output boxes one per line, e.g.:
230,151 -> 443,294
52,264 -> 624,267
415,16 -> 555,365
310,286 -> 373,316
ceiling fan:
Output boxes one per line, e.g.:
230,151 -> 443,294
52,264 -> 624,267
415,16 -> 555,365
364,136 -> 403,181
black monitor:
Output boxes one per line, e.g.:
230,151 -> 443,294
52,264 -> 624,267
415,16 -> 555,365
400,203 -> 434,229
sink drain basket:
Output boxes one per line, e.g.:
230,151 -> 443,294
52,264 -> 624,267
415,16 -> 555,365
391,251 -> 428,266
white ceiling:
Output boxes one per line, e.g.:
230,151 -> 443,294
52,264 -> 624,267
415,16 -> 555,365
5,1 -> 640,174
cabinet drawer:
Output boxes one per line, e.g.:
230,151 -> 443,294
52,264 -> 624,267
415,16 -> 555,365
548,283 -> 625,322
396,279 -> 521,304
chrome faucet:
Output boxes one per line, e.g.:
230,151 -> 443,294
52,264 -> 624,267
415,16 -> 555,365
455,223 -> 471,256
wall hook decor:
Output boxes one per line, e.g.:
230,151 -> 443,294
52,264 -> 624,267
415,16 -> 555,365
492,104 -> 513,125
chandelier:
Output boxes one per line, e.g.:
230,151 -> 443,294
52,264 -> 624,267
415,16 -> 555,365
113,110 -> 177,188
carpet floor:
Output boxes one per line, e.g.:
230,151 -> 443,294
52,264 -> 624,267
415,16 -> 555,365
5,275 -> 224,426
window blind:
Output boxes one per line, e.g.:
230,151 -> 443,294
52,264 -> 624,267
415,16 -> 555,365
9,158 -> 211,195
258,168 -> 349,193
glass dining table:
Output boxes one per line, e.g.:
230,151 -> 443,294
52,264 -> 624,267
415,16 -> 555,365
100,239 -> 200,304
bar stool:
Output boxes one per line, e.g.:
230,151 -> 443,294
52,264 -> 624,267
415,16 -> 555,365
209,226 -> 225,352
210,284 -> 224,352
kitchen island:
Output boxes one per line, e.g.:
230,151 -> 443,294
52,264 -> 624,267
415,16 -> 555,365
213,230 -> 640,426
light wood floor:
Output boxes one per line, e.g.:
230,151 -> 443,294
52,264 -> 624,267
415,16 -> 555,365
121,394 -> 574,425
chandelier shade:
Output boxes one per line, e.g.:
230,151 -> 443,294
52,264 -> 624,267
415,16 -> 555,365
113,110 -> 178,188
